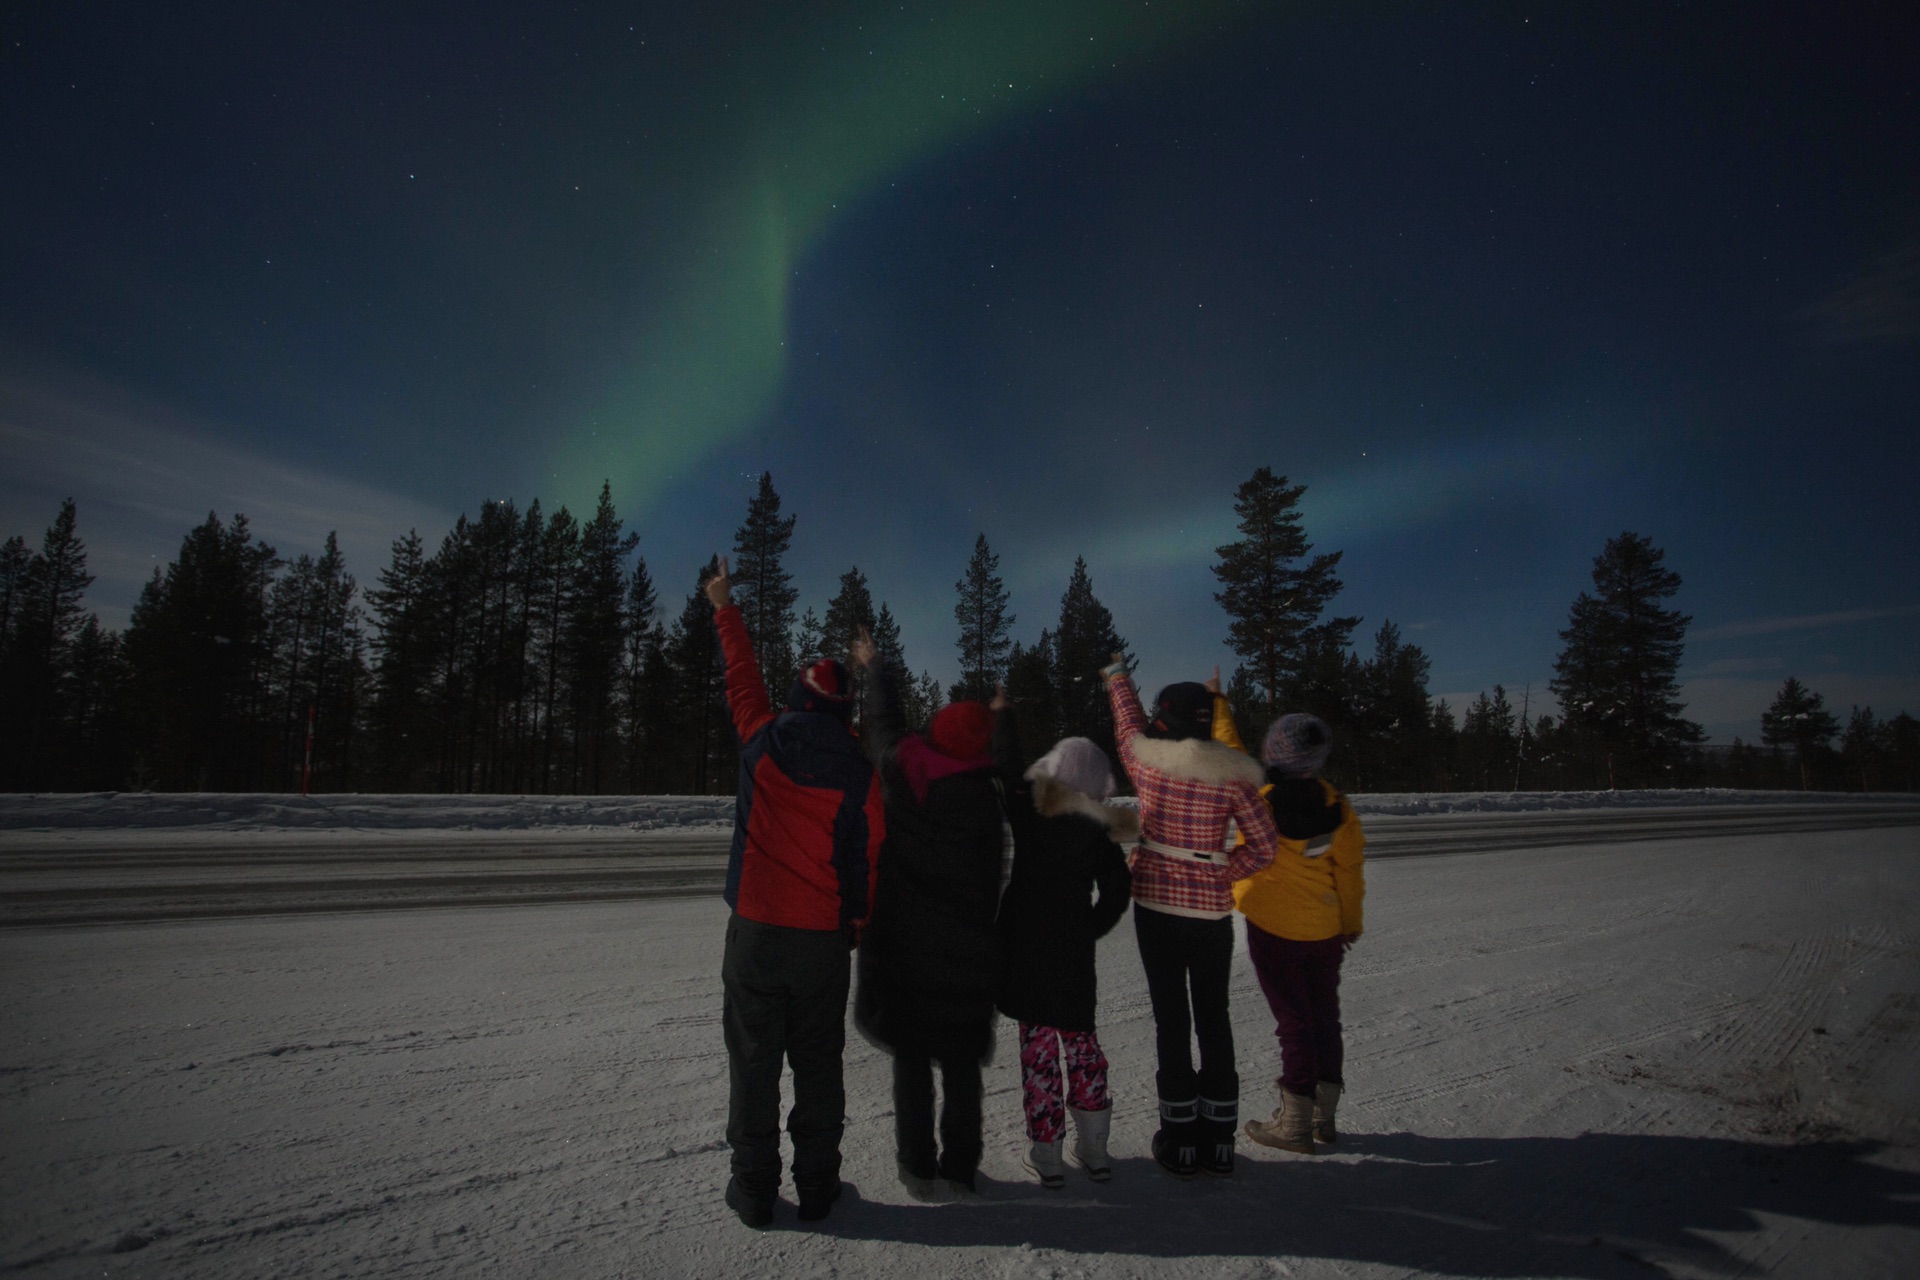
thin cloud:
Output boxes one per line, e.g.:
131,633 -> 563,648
1799,235 -> 1920,347
1693,606 -> 1920,642
0,372 -> 453,627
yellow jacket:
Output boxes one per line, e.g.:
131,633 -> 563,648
1213,697 -> 1365,942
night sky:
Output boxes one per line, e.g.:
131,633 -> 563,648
4,2 -> 1915,742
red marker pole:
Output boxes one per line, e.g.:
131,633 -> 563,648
302,702 -> 316,797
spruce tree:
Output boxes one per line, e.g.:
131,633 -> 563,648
731,472 -> 799,700
366,530 -> 436,789
123,513 -> 279,790
1211,467 -> 1354,718
1051,558 -> 1126,746
792,607 -> 825,671
567,484 -> 639,793
1550,531 -> 1702,788
822,567 -> 877,662
1760,676 -> 1839,789
0,501 -> 96,787
952,533 -> 1013,703
1840,705 -> 1884,792
1350,621 -> 1434,792
1005,634 -> 1059,765
664,561 -> 729,794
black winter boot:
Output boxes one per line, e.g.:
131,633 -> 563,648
1198,1096 -> 1238,1177
1152,1096 -> 1200,1179
725,1174 -> 775,1228
794,1175 -> 842,1223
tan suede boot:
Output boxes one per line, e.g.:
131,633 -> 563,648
1244,1088 -> 1315,1154
1313,1080 -> 1342,1144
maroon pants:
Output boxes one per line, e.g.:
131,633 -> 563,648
1244,921 -> 1345,1098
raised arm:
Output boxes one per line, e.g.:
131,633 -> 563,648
851,625 -> 903,763
707,557 -> 774,742
1103,653 -> 1146,748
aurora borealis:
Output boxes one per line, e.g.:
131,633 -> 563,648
3,1 -> 1916,739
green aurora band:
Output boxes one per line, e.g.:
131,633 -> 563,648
548,0 -> 1256,514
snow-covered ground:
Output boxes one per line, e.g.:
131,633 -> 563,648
4,811 -> 1917,1278
2,786 -> 1914,834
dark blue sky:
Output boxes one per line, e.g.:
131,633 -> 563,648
3,1 -> 1915,740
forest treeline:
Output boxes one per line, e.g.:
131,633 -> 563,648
2,470 -> 1914,795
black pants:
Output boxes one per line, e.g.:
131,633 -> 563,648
891,1049 -> 984,1182
721,913 -> 850,1192
1133,905 -> 1238,1103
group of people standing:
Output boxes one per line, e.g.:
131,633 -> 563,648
704,558 -> 1366,1228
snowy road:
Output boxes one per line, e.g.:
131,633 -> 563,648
5,802 -> 1919,927
3,821 -> 1918,1278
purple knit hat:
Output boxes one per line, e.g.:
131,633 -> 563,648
1263,713 -> 1331,777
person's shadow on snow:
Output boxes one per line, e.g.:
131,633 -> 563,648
796,1131 -> 1919,1276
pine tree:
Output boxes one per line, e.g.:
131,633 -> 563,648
731,472 -> 799,701
664,561 -> 729,794
1840,706 -> 1885,792
1349,621 -> 1434,792
1428,698 -> 1460,790
871,603 -> 915,719
952,533 -> 1013,703
1051,558 -> 1126,758
1550,531 -> 1702,788
1005,634 -> 1059,766
1886,712 -> 1920,792
123,513 -> 279,790
0,501 -> 96,787
822,567 -> 877,663
366,529 -> 436,789
1211,467 -> 1355,719
619,551 -> 660,790
1459,686 -> 1518,791
1760,676 -> 1839,789
569,484 -> 640,793
792,607 -> 825,671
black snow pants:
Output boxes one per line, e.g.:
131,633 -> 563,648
721,913 -> 851,1193
891,1050 -> 984,1183
1133,905 -> 1239,1104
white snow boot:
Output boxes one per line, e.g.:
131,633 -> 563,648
1067,1105 -> 1113,1181
1313,1080 -> 1343,1145
1023,1138 -> 1066,1189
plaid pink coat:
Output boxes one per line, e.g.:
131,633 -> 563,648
1108,674 -> 1279,919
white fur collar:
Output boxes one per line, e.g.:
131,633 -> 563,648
1032,776 -> 1142,842
1127,735 -> 1265,788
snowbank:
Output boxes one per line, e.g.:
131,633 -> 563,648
0,787 -> 1911,833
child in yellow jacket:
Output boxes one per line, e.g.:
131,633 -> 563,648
1212,695 -> 1365,1154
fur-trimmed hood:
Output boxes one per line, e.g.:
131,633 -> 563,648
1032,776 -> 1142,842
1127,734 -> 1266,789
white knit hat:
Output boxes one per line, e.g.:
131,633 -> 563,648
1024,736 -> 1116,800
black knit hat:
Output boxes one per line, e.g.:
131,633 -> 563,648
1147,681 -> 1213,741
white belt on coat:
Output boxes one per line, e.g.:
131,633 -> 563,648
1136,837 -> 1230,867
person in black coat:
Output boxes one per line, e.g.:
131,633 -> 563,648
993,707 -> 1135,1187
850,629 -> 1006,1198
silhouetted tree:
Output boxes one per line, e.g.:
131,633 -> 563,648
1550,531 -> 1701,788
123,513 -> 279,790
731,473 -> 799,701
1760,677 -> 1839,788
952,533 -> 1013,702
1212,467 -> 1355,719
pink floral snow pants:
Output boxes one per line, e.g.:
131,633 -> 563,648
1018,1022 -> 1110,1142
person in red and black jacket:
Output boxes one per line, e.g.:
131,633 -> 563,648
706,557 -> 885,1229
